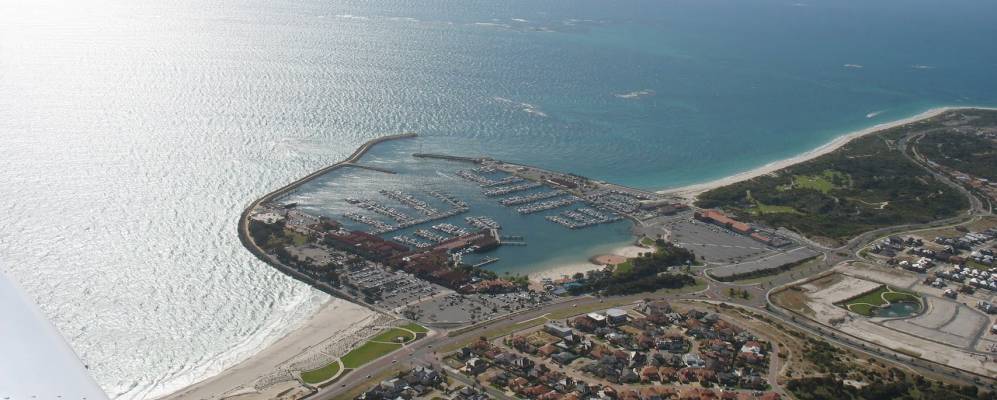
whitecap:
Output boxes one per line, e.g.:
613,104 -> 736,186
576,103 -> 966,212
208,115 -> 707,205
474,22 -> 511,29
843,64 -> 863,69
335,14 -> 368,21
615,89 -> 656,99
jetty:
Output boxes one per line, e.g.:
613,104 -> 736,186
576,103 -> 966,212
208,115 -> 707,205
413,153 -> 485,164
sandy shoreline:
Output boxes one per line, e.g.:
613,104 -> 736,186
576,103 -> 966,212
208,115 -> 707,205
530,245 -> 647,281
658,106 -> 996,201
160,299 -> 377,400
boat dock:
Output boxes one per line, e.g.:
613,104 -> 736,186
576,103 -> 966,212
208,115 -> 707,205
466,216 -> 501,230
484,182 -> 543,197
428,191 -> 467,208
471,257 -> 500,268
515,197 -> 580,214
499,190 -> 564,206
380,190 -> 439,215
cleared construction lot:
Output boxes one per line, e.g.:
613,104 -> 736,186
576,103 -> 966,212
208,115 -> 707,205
772,265 -> 997,378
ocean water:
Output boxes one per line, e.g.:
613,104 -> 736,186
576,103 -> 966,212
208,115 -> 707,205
2,0 -> 997,398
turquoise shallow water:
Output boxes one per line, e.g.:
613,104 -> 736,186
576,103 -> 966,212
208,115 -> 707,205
2,0 -> 997,397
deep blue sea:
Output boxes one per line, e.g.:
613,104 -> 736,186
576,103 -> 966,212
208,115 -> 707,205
2,0 -> 997,397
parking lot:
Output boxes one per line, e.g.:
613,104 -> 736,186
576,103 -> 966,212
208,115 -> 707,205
343,263 -> 447,311
708,246 -> 821,280
664,218 -> 775,263
403,291 -> 549,324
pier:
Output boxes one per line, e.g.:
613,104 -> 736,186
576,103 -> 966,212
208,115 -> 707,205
471,257 -> 500,268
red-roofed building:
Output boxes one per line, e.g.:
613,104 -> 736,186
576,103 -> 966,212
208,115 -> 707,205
695,210 -> 752,234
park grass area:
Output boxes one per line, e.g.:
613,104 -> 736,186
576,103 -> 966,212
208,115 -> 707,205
400,322 -> 428,334
341,341 -> 403,369
300,361 -> 341,384
370,328 -> 415,343
838,285 -> 921,317
787,170 -> 851,194
883,291 -> 920,303
612,261 -> 633,276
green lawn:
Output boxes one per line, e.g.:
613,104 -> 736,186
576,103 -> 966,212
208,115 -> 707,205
848,303 -> 875,316
341,341 -> 403,369
841,286 -> 920,316
399,322 -> 429,334
844,285 -> 889,308
370,328 -> 415,343
883,291 -> 920,303
300,361 -> 341,384
612,261 -> 633,276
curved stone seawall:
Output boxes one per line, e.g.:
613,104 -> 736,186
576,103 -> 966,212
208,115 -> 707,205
236,133 -> 417,313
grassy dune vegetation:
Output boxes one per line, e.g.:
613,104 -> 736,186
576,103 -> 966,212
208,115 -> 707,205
697,116 -> 969,244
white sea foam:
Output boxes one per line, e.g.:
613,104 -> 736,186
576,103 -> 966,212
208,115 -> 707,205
843,64 -> 864,69
615,89 -> 656,99
335,14 -> 369,20
474,22 -> 511,29
912,64 -> 935,70
493,97 -> 548,117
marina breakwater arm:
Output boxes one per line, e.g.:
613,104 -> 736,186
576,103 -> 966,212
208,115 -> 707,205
237,133 -> 417,314
412,153 -> 485,164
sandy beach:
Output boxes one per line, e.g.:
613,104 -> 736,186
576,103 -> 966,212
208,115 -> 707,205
161,299 -> 379,400
530,244 -> 647,281
658,107 -> 995,201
